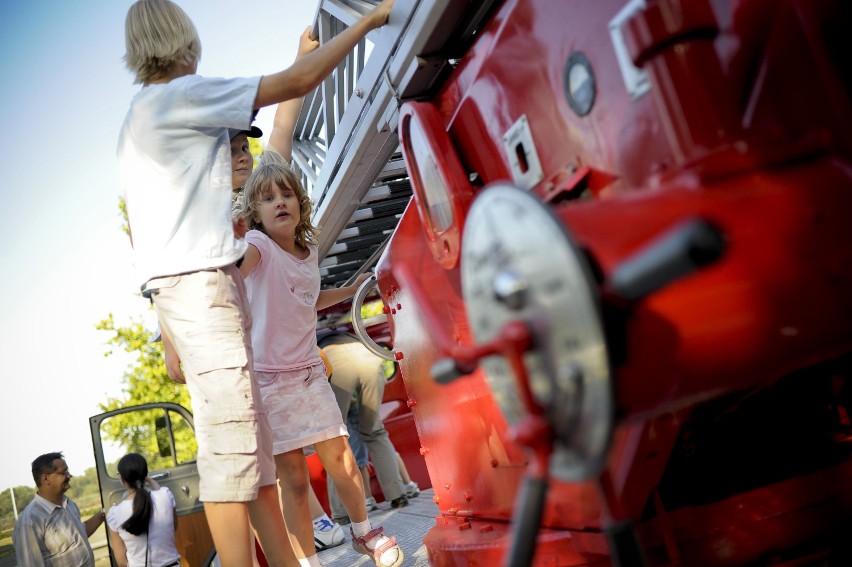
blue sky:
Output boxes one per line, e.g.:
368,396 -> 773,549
0,0 -> 317,492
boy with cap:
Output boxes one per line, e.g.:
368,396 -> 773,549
117,1 -> 394,566
230,122 -> 263,193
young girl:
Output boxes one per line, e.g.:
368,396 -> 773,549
237,162 -> 404,567
105,454 -> 181,567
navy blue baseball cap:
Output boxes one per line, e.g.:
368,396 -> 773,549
229,125 -> 263,140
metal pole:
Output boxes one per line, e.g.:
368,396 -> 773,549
10,487 -> 18,520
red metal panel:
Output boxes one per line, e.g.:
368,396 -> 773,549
382,0 -> 852,564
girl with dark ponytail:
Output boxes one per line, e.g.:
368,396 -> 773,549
119,453 -> 153,535
105,453 -> 181,567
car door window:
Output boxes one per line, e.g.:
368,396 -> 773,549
100,407 -> 198,477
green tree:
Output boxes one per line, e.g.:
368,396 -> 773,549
96,314 -> 197,468
97,314 -> 191,410
66,464 -> 101,504
362,299 -> 384,319
118,198 -> 129,237
250,138 -> 265,167
0,487 -> 34,534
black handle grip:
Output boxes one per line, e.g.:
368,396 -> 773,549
431,357 -> 476,384
504,476 -> 549,567
609,218 -> 725,302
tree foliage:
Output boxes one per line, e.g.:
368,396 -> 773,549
250,138 -> 265,167
96,314 -> 197,471
0,487 -> 34,533
118,198 -> 129,237
97,314 -> 190,411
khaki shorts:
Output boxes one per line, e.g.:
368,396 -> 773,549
147,265 -> 275,502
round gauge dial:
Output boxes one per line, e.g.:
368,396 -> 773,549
460,184 -> 612,481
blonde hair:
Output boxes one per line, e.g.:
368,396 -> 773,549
124,0 -> 202,84
244,162 -> 318,247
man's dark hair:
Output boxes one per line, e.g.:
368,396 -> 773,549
32,452 -> 64,486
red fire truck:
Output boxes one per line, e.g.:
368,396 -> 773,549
92,0 -> 852,565
298,0 -> 852,564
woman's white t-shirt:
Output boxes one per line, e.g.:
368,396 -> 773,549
106,487 -> 180,567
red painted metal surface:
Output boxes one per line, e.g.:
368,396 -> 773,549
379,0 -> 852,564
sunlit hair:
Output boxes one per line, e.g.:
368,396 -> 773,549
117,453 -> 153,536
31,452 -> 64,487
244,162 -> 318,248
124,0 -> 202,84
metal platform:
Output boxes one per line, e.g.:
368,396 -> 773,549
317,488 -> 438,566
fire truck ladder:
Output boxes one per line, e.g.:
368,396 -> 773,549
294,0 -> 500,291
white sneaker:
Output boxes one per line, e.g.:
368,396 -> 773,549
404,481 -> 420,498
313,517 -> 345,551
365,496 -> 379,511
351,526 -> 405,567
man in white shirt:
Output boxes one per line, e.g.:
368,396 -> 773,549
13,452 -> 105,567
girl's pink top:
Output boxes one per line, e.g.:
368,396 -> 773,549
244,230 -> 323,372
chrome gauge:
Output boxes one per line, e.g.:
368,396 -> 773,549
460,184 -> 612,481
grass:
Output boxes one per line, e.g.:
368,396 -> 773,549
0,542 -> 13,559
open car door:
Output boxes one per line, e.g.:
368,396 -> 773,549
89,402 -> 215,567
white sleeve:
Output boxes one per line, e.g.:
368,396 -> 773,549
184,75 -> 262,132
161,487 -> 177,510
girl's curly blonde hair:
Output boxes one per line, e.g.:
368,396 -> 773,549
243,162 -> 318,248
